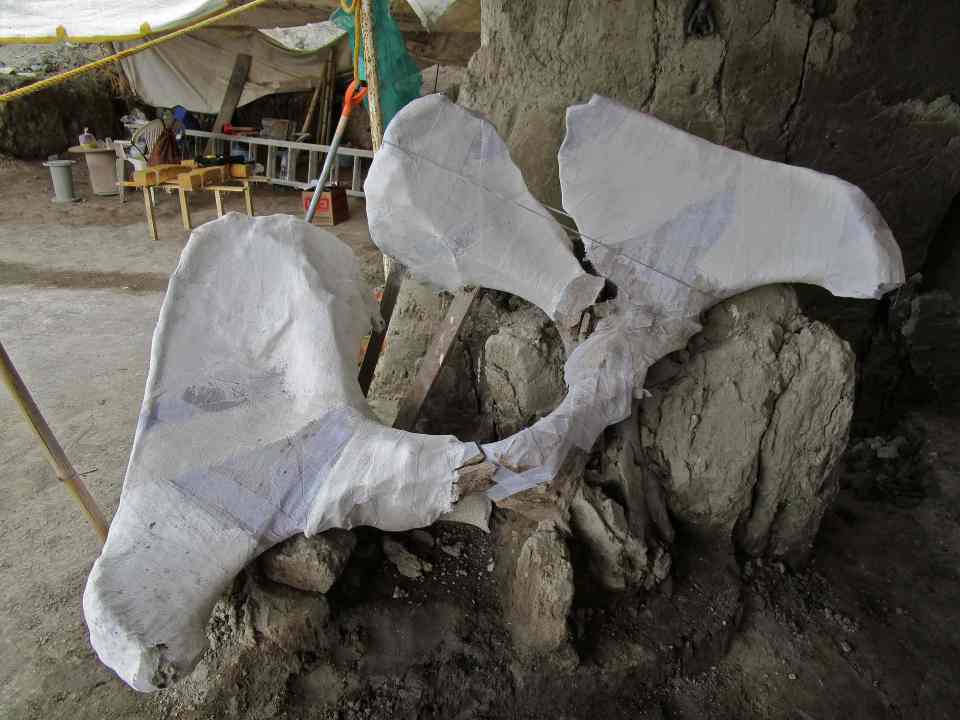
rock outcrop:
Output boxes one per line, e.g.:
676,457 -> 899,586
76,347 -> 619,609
640,285 -> 855,562
259,529 -> 356,594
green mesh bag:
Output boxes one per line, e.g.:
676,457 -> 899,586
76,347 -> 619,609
332,0 -> 423,130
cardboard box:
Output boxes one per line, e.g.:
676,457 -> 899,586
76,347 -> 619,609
302,186 -> 350,226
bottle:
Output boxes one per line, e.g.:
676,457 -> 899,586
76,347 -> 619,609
79,127 -> 96,149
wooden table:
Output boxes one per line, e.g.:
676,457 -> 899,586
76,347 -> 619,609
119,162 -> 255,241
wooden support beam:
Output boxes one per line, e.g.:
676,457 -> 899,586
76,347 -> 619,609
205,53 -> 252,156
357,265 -> 404,396
0,339 -> 109,543
393,288 -> 480,430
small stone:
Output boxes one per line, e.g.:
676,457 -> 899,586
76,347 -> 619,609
383,537 -> 427,579
441,542 -> 463,558
409,529 -> 435,550
486,560 -> 495,572
839,640 -> 852,654
788,673 -> 797,681
260,530 -> 356,594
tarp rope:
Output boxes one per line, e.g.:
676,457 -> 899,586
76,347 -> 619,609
0,0 -> 269,104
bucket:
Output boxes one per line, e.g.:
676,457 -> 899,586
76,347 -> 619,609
43,159 -> 80,203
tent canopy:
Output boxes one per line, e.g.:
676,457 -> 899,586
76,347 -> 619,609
0,1 -> 476,44
0,0 -> 478,113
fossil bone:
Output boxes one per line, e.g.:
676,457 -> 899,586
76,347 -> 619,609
86,95 -> 904,693
367,94 -> 904,495
82,214 -> 484,691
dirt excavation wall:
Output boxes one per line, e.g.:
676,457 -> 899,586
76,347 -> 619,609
458,0 -> 960,421
0,71 -> 120,158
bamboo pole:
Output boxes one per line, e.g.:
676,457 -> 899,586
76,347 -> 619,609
359,0 -> 384,152
0,340 -> 109,543
358,0 -> 390,279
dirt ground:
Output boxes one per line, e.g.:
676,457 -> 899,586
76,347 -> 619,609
1,159 -> 958,719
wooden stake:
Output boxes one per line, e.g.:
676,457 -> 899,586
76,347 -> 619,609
357,265 -> 404,395
393,288 -> 480,430
0,340 -> 109,543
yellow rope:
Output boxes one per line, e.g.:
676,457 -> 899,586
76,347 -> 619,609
339,0 -> 362,84
0,0 -> 269,104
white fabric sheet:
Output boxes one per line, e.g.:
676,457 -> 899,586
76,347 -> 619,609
83,213 -> 480,691
115,27 -> 347,113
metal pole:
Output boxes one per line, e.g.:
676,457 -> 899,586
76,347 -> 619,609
304,113 -> 348,222
0,339 -> 109,543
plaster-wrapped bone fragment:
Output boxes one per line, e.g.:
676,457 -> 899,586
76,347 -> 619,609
485,95 -> 905,496
83,213 -> 481,692
559,95 -> 905,321
364,94 -> 604,328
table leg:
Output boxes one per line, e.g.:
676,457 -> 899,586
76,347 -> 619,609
243,182 -> 254,216
116,158 -> 125,203
142,187 -> 158,241
178,188 -> 192,230
214,189 -> 224,217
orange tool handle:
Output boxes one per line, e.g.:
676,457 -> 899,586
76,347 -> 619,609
341,80 -> 369,119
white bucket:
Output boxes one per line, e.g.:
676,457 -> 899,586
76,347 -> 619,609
43,159 -> 80,203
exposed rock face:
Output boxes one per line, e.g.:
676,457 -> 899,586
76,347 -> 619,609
494,512 -> 574,653
259,529 -> 356,594
640,285 -> 855,561
460,0 -> 960,279
484,303 -> 565,437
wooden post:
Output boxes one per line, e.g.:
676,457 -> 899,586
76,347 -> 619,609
359,0 -> 384,152
357,266 -> 404,395
0,340 -> 109,543
299,84 -> 322,141
355,0 -> 405,395
205,53 -> 252,156
142,187 -> 158,241
393,288 -> 480,429
214,189 -> 224,217
177,188 -> 192,230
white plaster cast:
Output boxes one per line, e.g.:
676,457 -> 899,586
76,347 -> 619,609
88,96 -> 905,693
364,93 -> 604,328
364,94 -> 904,497
83,213 -> 481,692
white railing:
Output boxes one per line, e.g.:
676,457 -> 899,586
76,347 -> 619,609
183,129 -> 375,197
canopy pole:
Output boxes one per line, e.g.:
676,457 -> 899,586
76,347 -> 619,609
0,339 -> 109,543
359,0 -> 384,152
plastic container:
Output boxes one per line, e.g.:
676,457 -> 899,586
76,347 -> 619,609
42,159 -> 80,203
79,127 -> 97,149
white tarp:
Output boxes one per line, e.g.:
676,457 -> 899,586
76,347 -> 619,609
115,26 -> 347,113
0,1 -> 228,42
83,213 -> 482,691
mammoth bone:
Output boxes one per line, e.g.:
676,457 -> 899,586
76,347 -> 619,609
84,95 -> 904,691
